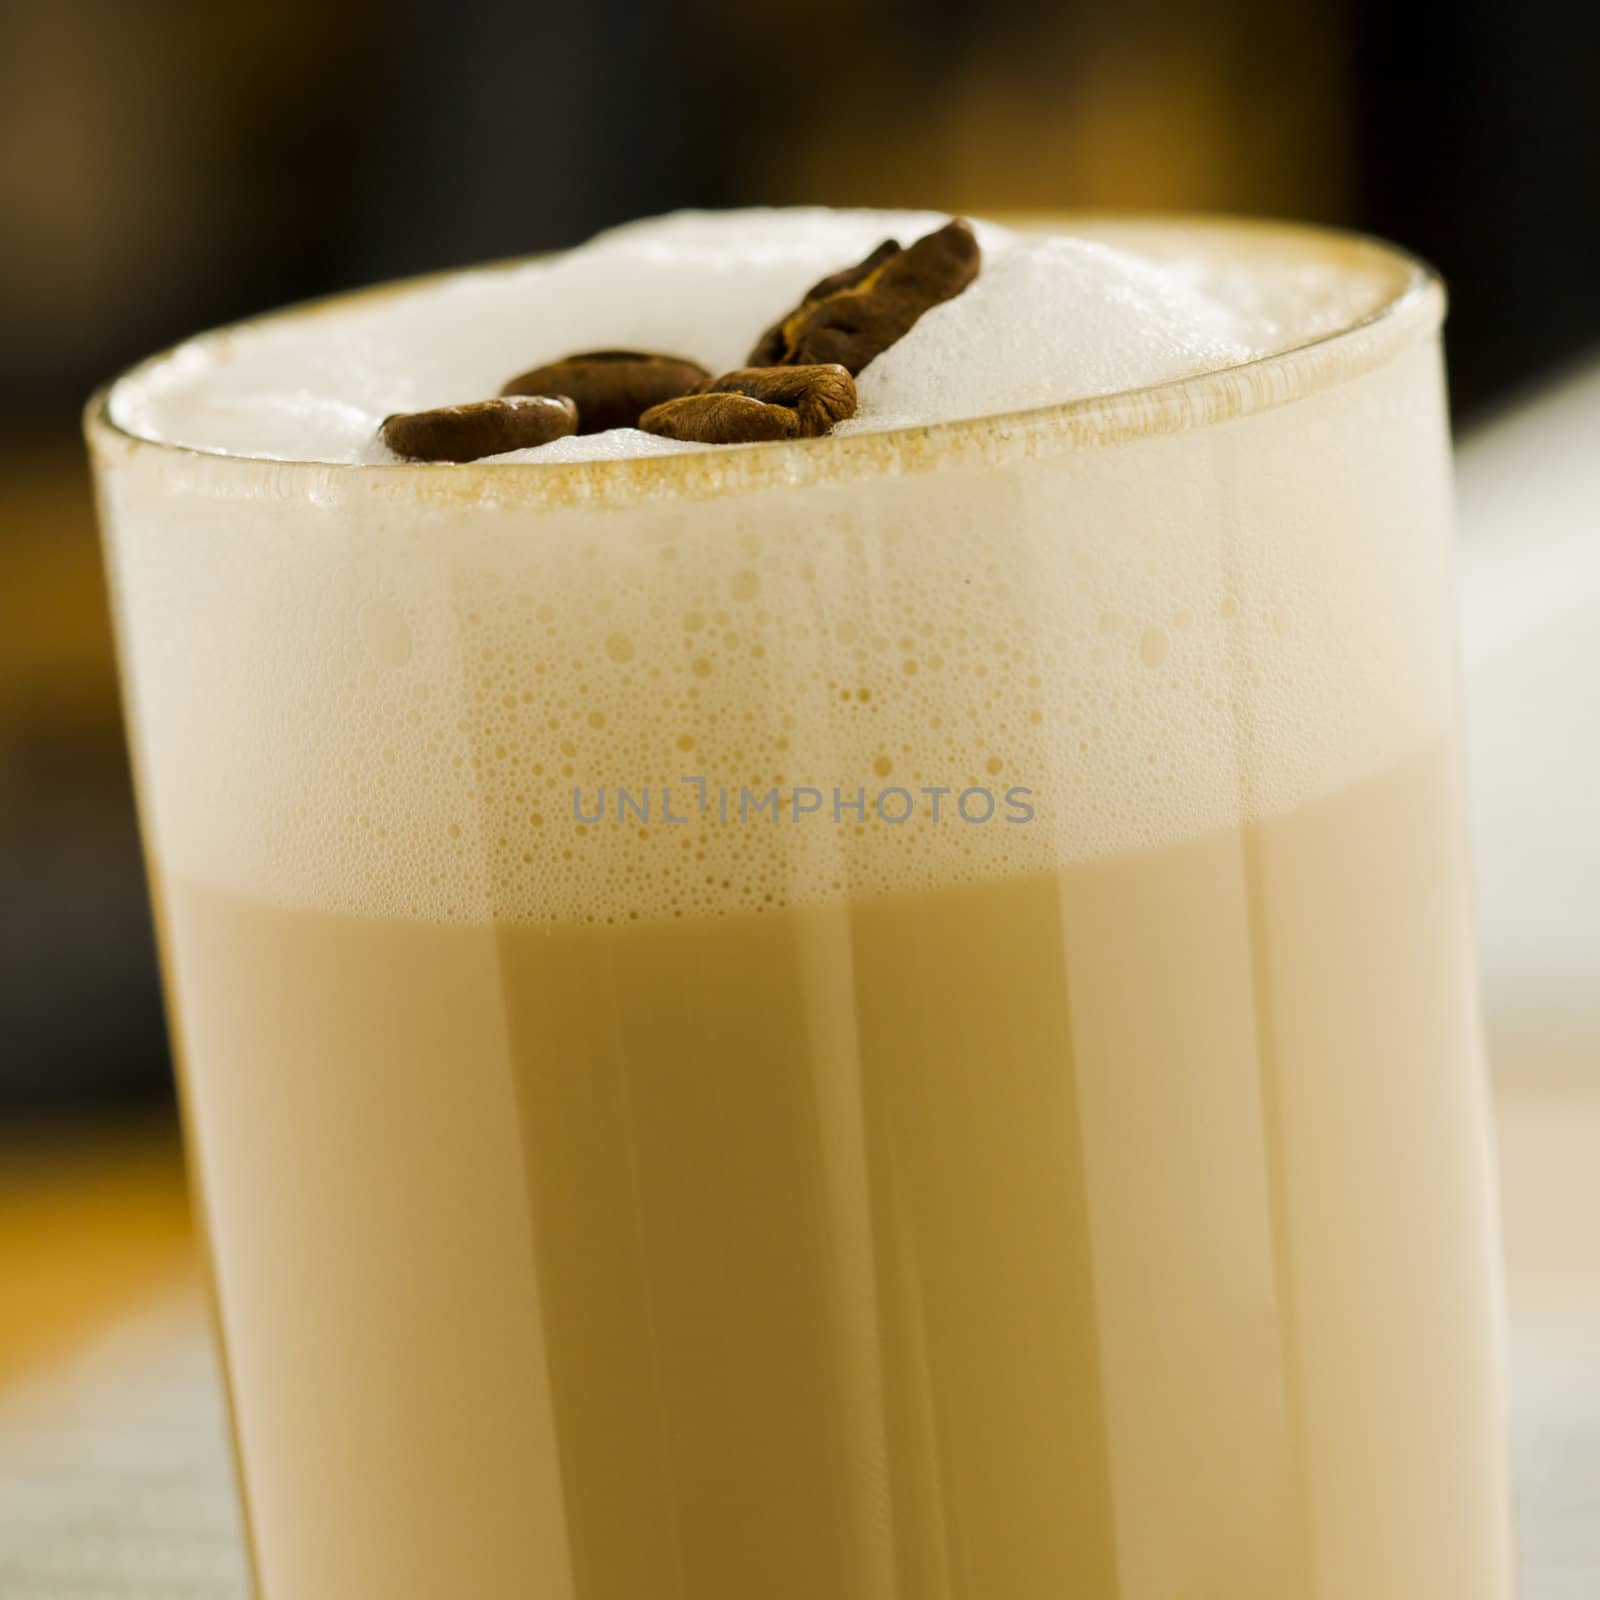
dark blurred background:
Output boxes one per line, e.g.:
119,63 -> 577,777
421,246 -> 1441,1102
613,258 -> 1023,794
2,0 -> 1598,1126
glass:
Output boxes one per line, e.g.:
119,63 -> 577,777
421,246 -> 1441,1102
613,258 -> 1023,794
87,218 -> 1511,1600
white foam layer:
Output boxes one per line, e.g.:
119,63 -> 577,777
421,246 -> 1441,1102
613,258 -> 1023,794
848,234 -> 1253,427
108,210 -> 1394,465
97,222 -> 1459,926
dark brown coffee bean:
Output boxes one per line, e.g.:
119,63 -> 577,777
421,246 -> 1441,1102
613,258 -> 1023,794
748,240 -> 900,366
500,349 -> 710,433
693,364 -> 857,437
381,395 -> 578,462
746,218 -> 980,375
638,392 -> 802,445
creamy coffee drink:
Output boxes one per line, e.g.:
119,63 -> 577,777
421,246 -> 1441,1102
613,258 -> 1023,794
92,211 -> 1511,1599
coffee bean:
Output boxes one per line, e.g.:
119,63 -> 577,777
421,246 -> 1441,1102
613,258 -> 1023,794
748,240 -> 900,366
381,395 -> 578,462
747,218 -> 980,375
639,364 -> 857,445
384,224 -> 971,460
500,350 -> 710,434
694,365 -> 857,437
638,392 -> 802,444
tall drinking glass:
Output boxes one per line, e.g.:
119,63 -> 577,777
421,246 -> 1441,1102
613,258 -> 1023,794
88,218 -> 1511,1600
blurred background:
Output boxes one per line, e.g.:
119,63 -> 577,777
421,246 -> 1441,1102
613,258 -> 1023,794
2,0 -> 1598,1417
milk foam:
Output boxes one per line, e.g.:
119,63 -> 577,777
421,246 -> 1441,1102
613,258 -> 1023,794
109,210 -> 1393,465
96,215 -> 1453,925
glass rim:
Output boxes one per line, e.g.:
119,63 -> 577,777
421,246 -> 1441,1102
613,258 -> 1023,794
84,213 -> 1445,510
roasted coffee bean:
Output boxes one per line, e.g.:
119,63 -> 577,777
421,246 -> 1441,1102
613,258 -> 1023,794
693,364 -> 857,437
747,218 -> 980,375
500,349 -> 710,433
638,392 -> 801,445
640,363 -> 857,445
380,395 -> 578,462
748,240 -> 900,366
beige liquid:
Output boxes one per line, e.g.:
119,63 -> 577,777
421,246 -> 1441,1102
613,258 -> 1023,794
159,741 -> 1509,1600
